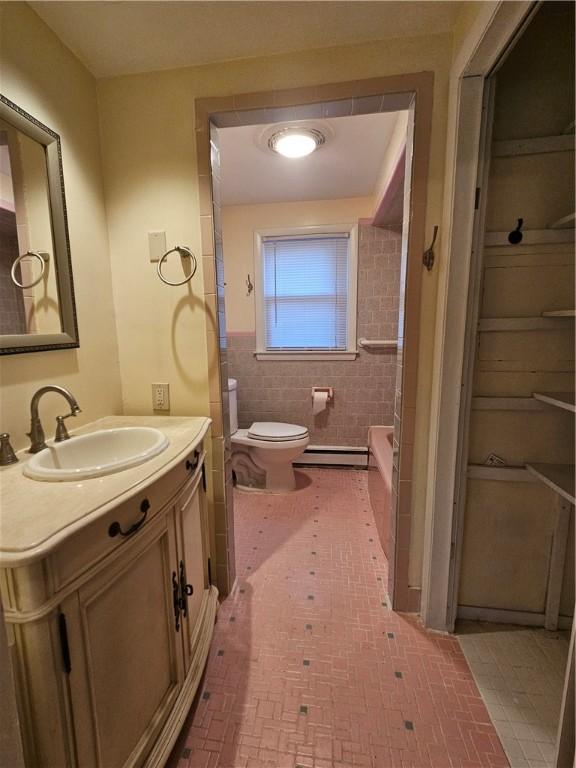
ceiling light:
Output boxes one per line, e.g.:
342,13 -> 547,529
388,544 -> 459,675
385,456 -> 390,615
268,127 -> 325,158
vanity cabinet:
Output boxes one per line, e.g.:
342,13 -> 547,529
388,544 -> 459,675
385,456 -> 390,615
0,418 -> 217,768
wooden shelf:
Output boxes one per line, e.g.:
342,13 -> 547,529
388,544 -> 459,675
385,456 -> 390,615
542,309 -> 575,317
526,463 -> 575,505
533,392 -> 576,413
492,134 -> 574,157
472,397 -> 546,411
549,213 -> 575,230
467,465 -> 537,482
478,316 -> 572,332
485,229 -> 574,247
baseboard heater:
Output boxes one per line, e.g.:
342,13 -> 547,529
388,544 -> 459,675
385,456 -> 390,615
295,445 -> 369,468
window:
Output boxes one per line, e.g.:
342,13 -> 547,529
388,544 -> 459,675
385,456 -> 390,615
254,224 -> 358,360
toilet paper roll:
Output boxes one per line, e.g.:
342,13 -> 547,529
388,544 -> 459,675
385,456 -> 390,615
312,390 -> 329,416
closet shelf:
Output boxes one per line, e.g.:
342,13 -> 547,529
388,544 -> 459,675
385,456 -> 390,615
533,392 -> 576,413
549,212 -> 576,230
478,316 -> 573,332
492,133 -> 574,157
484,229 -> 574,247
526,463 -> 575,505
472,397 -> 545,411
542,309 -> 576,317
467,465 -> 536,482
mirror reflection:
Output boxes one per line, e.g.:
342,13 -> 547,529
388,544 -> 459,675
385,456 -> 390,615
0,118 -> 61,336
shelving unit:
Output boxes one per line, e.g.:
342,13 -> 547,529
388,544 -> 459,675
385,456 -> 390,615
484,229 -> 574,247
478,316 -> 570,331
492,133 -> 574,157
472,396 -> 545,411
549,212 -> 576,230
533,391 -> 576,413
542,309 -> 576,317
526,463 -> 575,506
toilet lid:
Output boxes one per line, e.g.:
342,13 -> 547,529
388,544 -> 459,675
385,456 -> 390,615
248,422 -> 309,442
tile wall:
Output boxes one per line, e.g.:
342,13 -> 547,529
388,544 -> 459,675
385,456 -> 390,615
228,223 -> 401,447
0,208 -> 26,334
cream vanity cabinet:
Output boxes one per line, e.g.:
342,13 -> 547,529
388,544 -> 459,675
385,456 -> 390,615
0,417 -> 218,768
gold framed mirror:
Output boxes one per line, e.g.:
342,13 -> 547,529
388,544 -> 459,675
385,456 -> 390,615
0,94 -> 79,354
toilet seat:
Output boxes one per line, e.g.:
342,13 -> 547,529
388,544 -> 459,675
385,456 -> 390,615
248,422 -> 309,442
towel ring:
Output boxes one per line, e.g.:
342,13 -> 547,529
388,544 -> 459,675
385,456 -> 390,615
10,251 -> 49,289
157,246 -> 197,286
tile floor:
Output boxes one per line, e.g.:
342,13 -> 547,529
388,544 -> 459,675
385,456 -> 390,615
171,468 -> 509,768
458,625 -> 568,768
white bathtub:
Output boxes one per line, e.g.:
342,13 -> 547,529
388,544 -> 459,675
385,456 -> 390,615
368,426 -> 393,558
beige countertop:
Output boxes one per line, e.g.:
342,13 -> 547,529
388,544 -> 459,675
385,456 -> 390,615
0,416 -> 211,566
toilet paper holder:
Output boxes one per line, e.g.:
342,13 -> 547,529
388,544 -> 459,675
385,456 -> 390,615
311,387 -> 333,402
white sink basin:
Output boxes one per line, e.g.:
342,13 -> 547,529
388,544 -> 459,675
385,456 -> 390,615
24,427 -> 170,482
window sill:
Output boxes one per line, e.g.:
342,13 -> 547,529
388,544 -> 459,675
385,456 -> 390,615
254,350 -> 358,361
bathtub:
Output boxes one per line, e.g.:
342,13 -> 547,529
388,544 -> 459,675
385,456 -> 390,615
368,426 -> 393,558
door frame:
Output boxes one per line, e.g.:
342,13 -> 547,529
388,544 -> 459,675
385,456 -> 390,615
420,0 -> 538,632
195,72 -> 433,611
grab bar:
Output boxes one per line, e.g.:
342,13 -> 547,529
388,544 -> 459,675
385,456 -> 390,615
358,338 -> 398,349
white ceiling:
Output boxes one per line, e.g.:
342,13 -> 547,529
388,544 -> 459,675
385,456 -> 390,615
30,1 -> 462,79
219,111 -> 400,205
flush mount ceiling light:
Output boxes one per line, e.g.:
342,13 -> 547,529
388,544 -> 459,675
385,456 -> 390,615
268,127 -> 326,158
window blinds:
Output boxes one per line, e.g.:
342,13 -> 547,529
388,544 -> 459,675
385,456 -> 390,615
261,233 -> 350,350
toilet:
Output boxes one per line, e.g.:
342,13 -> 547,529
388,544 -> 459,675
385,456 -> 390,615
228,378 -> 309,492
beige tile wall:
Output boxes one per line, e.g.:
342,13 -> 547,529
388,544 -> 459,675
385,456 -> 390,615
227,223 -> 401,446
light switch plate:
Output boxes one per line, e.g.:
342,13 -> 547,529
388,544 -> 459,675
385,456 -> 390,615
148,231 -> 166,263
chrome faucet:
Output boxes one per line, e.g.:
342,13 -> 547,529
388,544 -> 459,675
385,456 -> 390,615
27,386 -> 81,453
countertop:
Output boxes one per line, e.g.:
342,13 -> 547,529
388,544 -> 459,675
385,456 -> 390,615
0,416 -> 211,566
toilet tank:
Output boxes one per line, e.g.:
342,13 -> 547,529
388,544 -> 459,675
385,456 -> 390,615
228,378 -> 238,434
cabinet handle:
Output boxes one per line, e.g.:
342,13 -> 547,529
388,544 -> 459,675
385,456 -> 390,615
172,571 -> 180,632
108,498 -> 150,538
185,450 -> 200,473
179,559 -> 193,617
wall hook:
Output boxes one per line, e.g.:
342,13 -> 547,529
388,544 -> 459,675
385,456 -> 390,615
246,273 -> 254,296
423,225 -> 438,271
508,218 -> 523,244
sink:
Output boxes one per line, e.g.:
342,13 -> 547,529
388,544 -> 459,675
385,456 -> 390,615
24,427 -> 170,482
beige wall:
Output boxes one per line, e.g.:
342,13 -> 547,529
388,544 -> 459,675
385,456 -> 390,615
221,197 -> 373,333
0,3 -> 122,450
372,111 -> 409,212
98,31 -> 453,585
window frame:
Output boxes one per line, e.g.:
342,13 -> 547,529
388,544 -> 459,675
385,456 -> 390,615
254,223 -> 358,361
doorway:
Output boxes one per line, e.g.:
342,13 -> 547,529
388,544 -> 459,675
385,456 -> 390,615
427,2 -> 574,765
194,73 -> 433,613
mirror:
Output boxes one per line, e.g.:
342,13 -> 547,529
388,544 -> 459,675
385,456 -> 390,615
0,95 -> 79,354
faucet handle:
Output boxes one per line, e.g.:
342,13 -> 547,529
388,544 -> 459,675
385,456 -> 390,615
54,409 -> 81,442
0,433 -> 19,466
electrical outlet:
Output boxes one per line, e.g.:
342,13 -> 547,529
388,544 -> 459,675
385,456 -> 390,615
152,382 -> 170,411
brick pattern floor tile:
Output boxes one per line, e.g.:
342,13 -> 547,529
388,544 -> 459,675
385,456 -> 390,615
169,469 -> 509,768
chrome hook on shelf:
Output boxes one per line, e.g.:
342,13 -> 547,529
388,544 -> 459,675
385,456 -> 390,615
157,246 -> 198,286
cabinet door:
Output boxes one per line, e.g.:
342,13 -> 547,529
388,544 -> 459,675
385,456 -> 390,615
64,514 -> 183,768
175,471 -> 209,670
